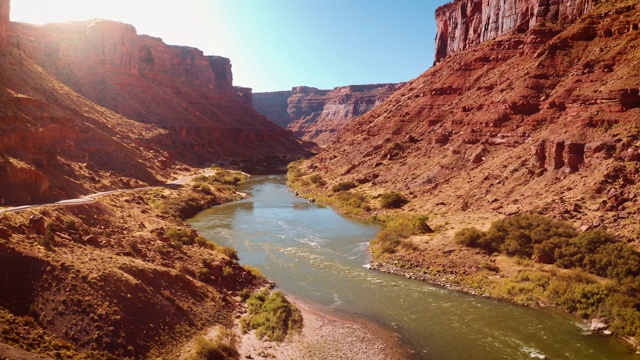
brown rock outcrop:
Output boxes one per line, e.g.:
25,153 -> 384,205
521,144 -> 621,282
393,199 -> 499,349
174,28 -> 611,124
254,83 -> 403,147
10,20 -> 310,159
1,16 -> 313,205
0,0 -> 8,49
435,0 -> 595,62
303,0 -> 640,240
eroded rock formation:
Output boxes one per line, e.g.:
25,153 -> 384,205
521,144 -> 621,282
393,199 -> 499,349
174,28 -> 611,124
254,83 -> 403,147
304,0 -> 640,240
435,0 -> 595,62
1,16 -> 313,204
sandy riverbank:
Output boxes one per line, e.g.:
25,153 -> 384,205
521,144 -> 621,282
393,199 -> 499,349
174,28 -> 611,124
237,297 -> 412,360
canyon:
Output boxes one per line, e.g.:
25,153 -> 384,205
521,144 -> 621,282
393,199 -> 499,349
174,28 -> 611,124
1,7 -> 314,205
303,0 -> 640,241
254,83 -> 403,147
291,0 -> 640,345
2,0 -> 640,357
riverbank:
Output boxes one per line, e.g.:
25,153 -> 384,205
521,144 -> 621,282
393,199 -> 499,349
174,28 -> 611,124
0,169 -> 270,359
237,297 -> 410,360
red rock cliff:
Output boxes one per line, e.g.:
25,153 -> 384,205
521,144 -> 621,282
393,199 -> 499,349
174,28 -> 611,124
254,83 -> 403,147
0,0 -> 9,49
435,0 -> 594,62
10,20 -> 312,167
305,1 -> 640,239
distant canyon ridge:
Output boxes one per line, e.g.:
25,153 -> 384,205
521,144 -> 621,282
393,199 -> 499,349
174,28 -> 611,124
254,83 -> 403,147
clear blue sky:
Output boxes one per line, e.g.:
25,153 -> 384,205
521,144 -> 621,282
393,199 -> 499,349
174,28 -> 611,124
11,0 -> 450,92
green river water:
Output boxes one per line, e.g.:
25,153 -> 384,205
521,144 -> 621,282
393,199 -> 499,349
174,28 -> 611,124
189,175 -> 639,360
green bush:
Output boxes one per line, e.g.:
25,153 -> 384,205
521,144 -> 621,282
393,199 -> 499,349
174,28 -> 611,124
243,265 -> 266,281
454,214 -> 640,341
334,191 -> 370,214
371,215 -> 433,257
454,227 -> 484,248
455,215 -> 640,283
167,227 -> 195,246
63,219 -> 78,232
218,246 -> 239,261
332,181 -> 358,192
240,289 -> 302,342
454,214 -> 576,257
189,330 -> 239,360
308,174 -> 327,186
379,191 -> 409,209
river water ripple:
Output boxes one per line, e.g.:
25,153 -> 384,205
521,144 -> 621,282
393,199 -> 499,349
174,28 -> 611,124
189,175 -> 638,360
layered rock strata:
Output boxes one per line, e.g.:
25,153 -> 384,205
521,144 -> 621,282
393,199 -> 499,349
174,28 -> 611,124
1,14 -> 313,204
9,20 -> 311,165
304,0 -> 640,239
254,83 -> 403,147
435,0 -> 595,62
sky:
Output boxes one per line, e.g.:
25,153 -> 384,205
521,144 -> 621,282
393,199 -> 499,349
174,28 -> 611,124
10,0 -> 450,92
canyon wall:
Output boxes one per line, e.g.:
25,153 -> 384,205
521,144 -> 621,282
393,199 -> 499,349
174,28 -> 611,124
304,0 -> 640,239
435,0 -> 595,62
9,20 -> 312,166
0,0 -> 8,49
254,83 -> 403,147
0,15 -> 313,204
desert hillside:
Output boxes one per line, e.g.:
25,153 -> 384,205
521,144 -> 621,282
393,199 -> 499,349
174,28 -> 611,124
0,3 -> 313,205
300,0 -> 640,241
254,83 -> 403,147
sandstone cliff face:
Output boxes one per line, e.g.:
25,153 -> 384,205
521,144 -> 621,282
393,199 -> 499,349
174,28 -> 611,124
0,0 -> 9,49
435,0 -> 595,62
0,17 -> 312,205
8,19 -> 312,168
254,83 -> 403,147
304,1 -> 640,240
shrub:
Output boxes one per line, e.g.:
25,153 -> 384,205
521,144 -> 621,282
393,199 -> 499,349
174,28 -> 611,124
454,227 -> 484,248
189,331 -> 238,360
167,227 -> 195,246
308,174 -> 327,186
243,265 -> 266,281
379,191 -> 409,209
38,232 -> 54,249
218,246 -> 239,261
332,181 -> 358,192
240,289 -> 303,342
195,236 -> 216,250
371,215 -> 433,257
334,191 -> 370,214
456,215 -> 640,284
63,219 -> 78,231
222,266 -> 234,277
196,268 -> 211,281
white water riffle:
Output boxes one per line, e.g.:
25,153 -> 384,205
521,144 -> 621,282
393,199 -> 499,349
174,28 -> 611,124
189,175 -> 639,360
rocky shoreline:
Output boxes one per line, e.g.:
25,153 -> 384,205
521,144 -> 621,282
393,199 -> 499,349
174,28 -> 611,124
237,297 -> 411,360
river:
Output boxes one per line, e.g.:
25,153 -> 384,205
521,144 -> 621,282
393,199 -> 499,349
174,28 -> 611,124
188,175 -> 638,360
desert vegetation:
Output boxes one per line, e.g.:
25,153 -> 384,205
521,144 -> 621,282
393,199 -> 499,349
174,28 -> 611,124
370,214 -> 432,258
454,214 -> 640,341
240,288 -> 303,342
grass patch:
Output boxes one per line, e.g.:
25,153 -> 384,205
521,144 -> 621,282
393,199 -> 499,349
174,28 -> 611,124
188,326 -> 238,360
370,214 -> 432,258
240,288 -> 302,342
